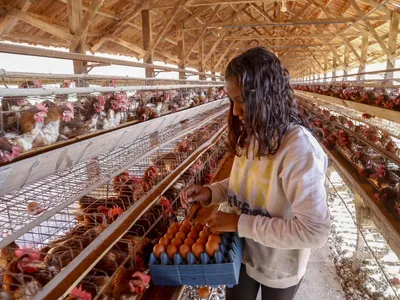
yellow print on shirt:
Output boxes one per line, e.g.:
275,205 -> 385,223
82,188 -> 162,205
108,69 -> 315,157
230,155 -> 274,208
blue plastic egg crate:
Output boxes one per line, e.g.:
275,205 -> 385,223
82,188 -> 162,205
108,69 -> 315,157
149,233 -> 243,287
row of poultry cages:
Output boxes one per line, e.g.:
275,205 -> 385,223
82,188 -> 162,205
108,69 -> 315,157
297,96 -> 400,224
293,83 -> 400,112
0,107 -> 229,299
0,74 -> 227,165
0,104 -> 228,242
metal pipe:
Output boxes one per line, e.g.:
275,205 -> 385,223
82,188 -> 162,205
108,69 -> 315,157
0,84 -> 224,97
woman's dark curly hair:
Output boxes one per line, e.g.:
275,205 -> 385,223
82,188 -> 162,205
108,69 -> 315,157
225,46 -> 304,157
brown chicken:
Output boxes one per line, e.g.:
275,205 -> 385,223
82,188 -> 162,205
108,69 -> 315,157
0,242 -> 19,269
136,107 -> 160,121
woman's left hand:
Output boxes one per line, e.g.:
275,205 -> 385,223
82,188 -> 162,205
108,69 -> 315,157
204,211 -> 240,234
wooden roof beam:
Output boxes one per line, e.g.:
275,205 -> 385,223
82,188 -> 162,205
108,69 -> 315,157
182,5 -> 221,62
250,3 -> 274,23
69,0 -> 104,51
214,40 -> 235,69
183,17 -> 378,29
150,0 -> 272,9
357,0 -> 391,16
348,0 -> 392,58
107,36 -> 146,58
339,36 -> 362,62
0,0 -> 32,36
291,0 -> 315,21
7,7 -> 73,42
204,32 -> 362,41
144,0 -> 186,60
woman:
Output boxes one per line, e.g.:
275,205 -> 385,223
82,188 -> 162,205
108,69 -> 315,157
180,47 -> 330,300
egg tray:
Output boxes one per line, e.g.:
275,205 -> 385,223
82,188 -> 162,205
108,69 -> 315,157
149,233 -> 242,287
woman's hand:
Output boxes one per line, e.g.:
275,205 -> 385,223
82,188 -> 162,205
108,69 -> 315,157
180,184 -> 211,209
205,211 -> 240,234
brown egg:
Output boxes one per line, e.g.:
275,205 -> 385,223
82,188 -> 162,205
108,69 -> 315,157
153,244 -> 165,258
190,226 -> 201,234
197,237 -> 207,245
171,238 -> 183,247
164,232 -> 174,240
187,232 -> 198,240
175,231 -> 186,241
184,238 -> 195,247
205,240 -> 220,257
182,220 -> 192,228
159,237 -> 170,247
203,226 -> 211,235
199,230 -> 210,239
179,226 -> 191,235
167,244 -> 178,260
208,234 -> 222,244
171,222 -> 181,229
179,244 -> 191,260
195,222 -> 204,230
192,242 -> 205,258
167,226 -> 179,235
198,287 -> 210,299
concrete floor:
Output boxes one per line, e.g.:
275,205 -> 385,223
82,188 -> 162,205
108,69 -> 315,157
256,243 -> 344,300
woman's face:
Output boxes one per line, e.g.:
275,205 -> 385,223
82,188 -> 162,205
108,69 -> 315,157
226,77 -> 246,123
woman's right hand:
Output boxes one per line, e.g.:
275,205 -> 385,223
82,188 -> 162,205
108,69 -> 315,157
180,185 -> 211,209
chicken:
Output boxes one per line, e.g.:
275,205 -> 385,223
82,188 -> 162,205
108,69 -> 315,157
0,138 -> 20,163
112,268 -> 150,298
60,96 -> 104,138
3,248 -> 42,296
99,92 -> 129,129
33,102 -> 75,147
0,242 -> 19,269
10,103 -> 48,152
94,249 -> 127,276
65,285 -> 93,300
136,106 -> 159,122
153,152 -> 180,173
44,226 -> 104,270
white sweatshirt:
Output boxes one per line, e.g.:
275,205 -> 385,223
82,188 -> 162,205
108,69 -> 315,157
205,125 -> 330,289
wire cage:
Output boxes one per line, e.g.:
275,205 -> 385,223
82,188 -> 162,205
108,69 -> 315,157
0,105 -> 228,247
0,80 -> 227,164
299,100 -> 400,222
0,121 -> 228,300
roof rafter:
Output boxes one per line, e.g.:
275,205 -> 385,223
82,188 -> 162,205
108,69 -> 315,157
7,7 -> 73,42
0,0 -> 32,36
182,5 -> 221,62
69,0 -> 104,51
144,0 -> 186,59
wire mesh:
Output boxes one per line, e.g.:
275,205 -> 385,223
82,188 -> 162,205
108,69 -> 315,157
0,105 -> 228,248
0,124 -> 228,300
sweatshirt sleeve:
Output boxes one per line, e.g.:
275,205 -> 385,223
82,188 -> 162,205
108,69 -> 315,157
237,151 -> 331,249
201,178 -> 229,207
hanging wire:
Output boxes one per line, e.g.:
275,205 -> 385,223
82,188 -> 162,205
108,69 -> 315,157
326,174 -> 400,300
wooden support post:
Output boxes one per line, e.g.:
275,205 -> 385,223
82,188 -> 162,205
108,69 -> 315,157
199,41 -> 206,80
385,11 -> 399,80
142,9 -> 154,78
177,22 -> 185,80
332,53 -> 337,82
358,34 -> 368,81
67,0 -> 87,74
323,55 -> 328,82
343,45 -> 349,81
